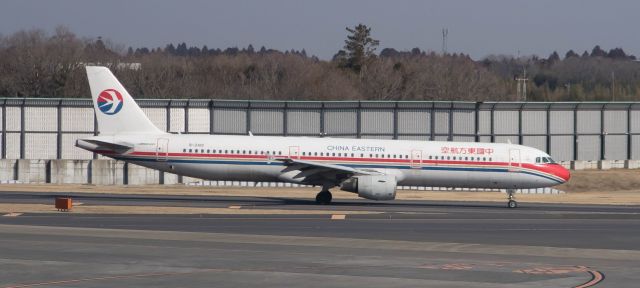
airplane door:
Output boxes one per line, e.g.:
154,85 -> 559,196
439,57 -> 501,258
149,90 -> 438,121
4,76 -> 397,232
156,138 -> 169,161
508,149 -> 521,172
289,146 -> 300,159
410,150 -> 422,168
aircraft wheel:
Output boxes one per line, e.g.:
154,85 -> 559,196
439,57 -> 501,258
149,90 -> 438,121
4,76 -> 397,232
315,191 -> 332,205
507,200 -> 518,209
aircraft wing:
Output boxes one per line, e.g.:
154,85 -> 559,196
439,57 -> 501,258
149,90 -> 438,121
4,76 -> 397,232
276,158 -> 380,185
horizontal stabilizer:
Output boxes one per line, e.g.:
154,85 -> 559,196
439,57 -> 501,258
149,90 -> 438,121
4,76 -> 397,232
76,139 -> 133,153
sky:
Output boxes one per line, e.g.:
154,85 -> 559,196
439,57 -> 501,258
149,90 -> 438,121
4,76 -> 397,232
1,0 -> 639,60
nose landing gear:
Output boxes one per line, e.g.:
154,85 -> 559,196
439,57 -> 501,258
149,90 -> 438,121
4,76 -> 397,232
507,189 -> 518,208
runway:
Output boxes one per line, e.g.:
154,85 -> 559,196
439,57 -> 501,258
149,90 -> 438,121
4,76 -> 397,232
1,192 -> 639,287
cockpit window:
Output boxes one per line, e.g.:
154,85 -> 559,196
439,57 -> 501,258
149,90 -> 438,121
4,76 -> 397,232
536,156 -> 556,164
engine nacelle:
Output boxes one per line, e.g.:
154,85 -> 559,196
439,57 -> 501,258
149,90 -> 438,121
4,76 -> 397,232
340,174 -> 397,201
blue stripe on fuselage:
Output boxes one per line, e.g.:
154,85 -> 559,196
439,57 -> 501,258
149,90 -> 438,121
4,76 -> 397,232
113,155 -> 563,184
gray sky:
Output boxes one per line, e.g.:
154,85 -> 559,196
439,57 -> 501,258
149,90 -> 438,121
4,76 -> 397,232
2,0 -> 638,60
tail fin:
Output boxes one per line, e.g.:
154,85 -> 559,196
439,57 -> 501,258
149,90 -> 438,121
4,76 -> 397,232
86,66 -> 163,135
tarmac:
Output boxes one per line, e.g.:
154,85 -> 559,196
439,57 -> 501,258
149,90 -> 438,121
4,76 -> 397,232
1,191 -> 639,287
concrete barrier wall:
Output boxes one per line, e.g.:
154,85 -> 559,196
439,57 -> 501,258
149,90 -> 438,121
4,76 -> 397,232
0,159 -> 637,186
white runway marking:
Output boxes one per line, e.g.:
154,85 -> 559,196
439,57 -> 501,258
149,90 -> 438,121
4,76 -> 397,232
3,213 -> 23,217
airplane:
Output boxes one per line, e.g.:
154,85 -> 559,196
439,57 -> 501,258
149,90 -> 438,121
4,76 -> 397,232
76,66 -> 570,208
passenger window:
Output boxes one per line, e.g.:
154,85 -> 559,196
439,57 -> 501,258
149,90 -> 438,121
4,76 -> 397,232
189,149 -> 192,153
360,153 -> 364,158
183,149 -> 186,152
332,153 -> 336,156
453,156 -> 456,160
447,156 -> 450,160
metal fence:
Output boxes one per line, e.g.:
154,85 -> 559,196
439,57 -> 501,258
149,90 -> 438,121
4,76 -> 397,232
2,98 -> 640,161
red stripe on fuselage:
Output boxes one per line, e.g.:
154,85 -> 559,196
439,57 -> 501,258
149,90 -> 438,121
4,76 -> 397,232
125,151 -> 567,181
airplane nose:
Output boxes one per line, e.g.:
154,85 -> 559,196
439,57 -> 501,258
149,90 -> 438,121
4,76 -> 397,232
556,166 -> 571,183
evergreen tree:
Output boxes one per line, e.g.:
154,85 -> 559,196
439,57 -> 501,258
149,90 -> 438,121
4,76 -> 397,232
547,51 -> 560,63
176,43 -> 187,56
342,23 -> 380,72
165,43 -> 176,55
565,50 -> 579,59
591,45 -> 607,57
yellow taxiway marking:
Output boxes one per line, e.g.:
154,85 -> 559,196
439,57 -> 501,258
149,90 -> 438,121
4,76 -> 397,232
3,212 -> 23,217
228,205 -> 242,209
331,214 -> 346,220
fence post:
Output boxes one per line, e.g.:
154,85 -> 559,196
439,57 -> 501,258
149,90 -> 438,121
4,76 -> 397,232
209,100 -> 215,135
93,112 -> 98,159
166,100 -> 172,132
429,103 -> 435,141
573,104 -> 578,161
518,103 -> 523,145
283,101 -> 288,136
320,102 -> 325,137
448,102 -> 453,141
56,100 -> 62,159
628,104 -> 632,160
601,104 -> 606,160
546,103 -> 551,154
356,101 -> 361,139
19,99 -> 25,159
184,100 -> 189,133
490,103 -> 496,143
246,101 -> 251,134
474,102 -> 480,143
1,99 -> 6,159
393,102 -> 398,140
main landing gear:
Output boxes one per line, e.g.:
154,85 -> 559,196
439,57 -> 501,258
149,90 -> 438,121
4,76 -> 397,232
506,189 -> 518,208
315,190 -> 333,205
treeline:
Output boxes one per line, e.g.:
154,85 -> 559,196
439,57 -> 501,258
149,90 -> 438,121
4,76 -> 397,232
0,26 -> 639,101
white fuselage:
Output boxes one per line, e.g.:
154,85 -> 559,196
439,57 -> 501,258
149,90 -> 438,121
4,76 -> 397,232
87,134 -> 569,189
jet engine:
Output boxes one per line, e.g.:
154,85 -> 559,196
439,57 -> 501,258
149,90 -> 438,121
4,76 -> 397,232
340,174 -> 397,200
